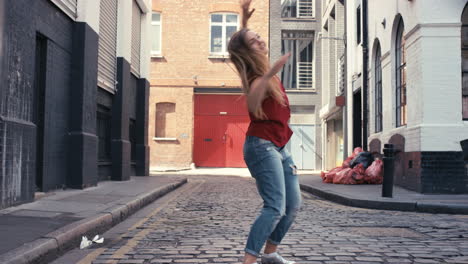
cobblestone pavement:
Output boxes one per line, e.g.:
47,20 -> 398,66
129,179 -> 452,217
76,176 -> 468,264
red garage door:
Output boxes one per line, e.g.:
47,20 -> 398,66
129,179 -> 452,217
194,95 -> 250,167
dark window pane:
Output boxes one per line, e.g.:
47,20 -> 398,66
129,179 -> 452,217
281,0 -> 297,18
375,45 -> 382,133
152,13 -> 160,22
226,14 -> 237,23
395,18 -> 406,127
226,26 -> 237,47
462,26 -> 468,47
211,14 -> 222,23
463,96 -> 468,120
298,39 -> 313,62
211,26 -> 222,53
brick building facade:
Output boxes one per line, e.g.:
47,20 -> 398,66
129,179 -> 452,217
149,0 -> 269,170
319,0 -> 346,170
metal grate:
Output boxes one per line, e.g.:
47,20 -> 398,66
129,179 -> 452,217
98,0 -> 118,91
338,54 -> 345,95
298,0 -> 314,18
131,0 -> 142,76
50,0 -> 77,19
298,62 -> 313,90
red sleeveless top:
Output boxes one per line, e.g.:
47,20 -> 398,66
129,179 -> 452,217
245,81 -> 293,147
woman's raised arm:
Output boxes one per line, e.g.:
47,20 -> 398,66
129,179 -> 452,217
241,0 -> 255,28
246,53 -> 291,114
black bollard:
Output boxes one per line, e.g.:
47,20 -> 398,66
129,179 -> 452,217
382,144 -> 395,198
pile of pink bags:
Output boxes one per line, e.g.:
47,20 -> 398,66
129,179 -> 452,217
320,147 -> 383,184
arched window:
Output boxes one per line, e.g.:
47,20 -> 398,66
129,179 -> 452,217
462,5 -> 468,120
374,41 -> 383,132
395,18 -> 407,127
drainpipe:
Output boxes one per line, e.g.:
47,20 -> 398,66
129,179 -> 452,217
362,0 -> 369,151
342,0 -> 348,159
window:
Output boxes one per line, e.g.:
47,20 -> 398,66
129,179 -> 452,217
356,5 -> 361,45
210,13 -> 239,55
462,6 -> 468,120
374,43 -> 383,132
395,18 -> 407,127
151,12 -> 161,56
155,102 -> 176,139
281,31 -> 314,90
281,0 -> 314,19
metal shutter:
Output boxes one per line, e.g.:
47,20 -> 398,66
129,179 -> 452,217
131,0 -> 142,75
50,0 -> 77,19
97,0 -> 118,91
298,0 -> 314,18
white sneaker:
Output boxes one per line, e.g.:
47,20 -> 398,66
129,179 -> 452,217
261,252 -> 296,264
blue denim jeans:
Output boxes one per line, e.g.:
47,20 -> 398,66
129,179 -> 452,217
243,136 -> 302,257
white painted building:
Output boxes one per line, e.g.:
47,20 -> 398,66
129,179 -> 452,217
319,0 -> 346,170
346,0 -> 468,193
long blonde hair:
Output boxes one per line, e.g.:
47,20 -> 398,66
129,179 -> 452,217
228,28 -> 285,119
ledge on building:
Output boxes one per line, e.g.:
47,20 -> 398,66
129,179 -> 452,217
281,18 -> 317,22
286,89 -> 317,93
208,54 -> 230,60
153,137 -> 178,141
151,54 -> 164,59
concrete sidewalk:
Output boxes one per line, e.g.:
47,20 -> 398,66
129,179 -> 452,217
299,174 -> 468,214
0,175 -> 187,264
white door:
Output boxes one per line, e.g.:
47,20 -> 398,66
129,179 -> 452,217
287,125 -> 316,170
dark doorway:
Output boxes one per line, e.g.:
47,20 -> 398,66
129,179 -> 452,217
34,34 -> 47,192
353,90 -> 362,149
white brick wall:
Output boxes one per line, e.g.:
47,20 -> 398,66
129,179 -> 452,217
348,0 -> 468,153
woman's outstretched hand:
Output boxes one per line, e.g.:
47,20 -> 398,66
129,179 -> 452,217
241,0 -> 255,28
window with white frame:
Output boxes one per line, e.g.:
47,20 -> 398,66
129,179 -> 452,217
281,0 -> 314,19
281,31 -> 314,90
210,13 -> 239,55
151,12 -> 162,55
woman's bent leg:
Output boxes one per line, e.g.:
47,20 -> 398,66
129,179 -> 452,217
267,150 -> 302,246
244,147 -> 286,257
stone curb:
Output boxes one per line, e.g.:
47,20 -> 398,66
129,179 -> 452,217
300,184 -> 468,215
0,178 -> 188,264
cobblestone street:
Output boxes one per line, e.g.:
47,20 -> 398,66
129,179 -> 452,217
63,176 -> 468,264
